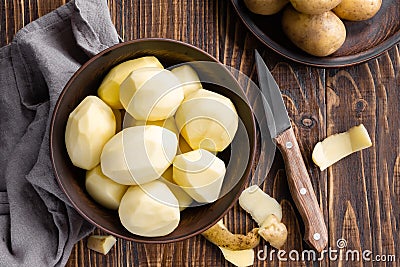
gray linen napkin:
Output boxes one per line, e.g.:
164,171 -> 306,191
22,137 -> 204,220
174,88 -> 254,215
0,0 -> 120,266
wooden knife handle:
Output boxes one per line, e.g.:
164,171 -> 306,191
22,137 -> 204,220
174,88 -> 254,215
275,127 -> 328,252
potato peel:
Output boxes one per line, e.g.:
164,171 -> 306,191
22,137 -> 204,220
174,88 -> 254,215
312,124 -> 372,171
201,221 -> 260,250
239,186 -> 288,249
219,247 -> 254,267
258,214 -> 288,249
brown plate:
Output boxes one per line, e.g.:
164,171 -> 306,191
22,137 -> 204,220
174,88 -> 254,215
50,38 -> 256,243
230,0 -> 400,67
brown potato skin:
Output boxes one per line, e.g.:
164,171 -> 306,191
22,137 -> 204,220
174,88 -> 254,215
290,0 -> 342,15
282,6 -> 346,57
244,0 -> 289,15
333,0 -> 382,21
202,224 -> 260,250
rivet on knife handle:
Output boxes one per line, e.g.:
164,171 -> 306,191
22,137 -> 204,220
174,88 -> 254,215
275,127 -> 328,252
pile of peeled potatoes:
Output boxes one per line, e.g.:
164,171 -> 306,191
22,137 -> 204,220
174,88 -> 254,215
244,0 -> 382,56
65,56 -> 239,237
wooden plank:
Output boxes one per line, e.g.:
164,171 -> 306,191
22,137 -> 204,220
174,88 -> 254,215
2,0 -> 399,266
0,0 -> 68,47
326,44 -> 400,266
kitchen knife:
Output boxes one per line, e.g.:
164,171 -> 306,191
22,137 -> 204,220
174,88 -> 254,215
255,50 -> 328,252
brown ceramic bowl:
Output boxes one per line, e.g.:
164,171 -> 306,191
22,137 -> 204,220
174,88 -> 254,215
231,0 -> 400,67
50,38 -> 256,243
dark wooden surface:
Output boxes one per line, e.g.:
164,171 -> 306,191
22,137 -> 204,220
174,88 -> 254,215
1,0 -> 399,266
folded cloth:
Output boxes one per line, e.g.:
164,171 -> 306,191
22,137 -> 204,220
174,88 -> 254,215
0,1 -> 120,266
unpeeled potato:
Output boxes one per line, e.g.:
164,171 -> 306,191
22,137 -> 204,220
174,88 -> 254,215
290,0 -> 342,15
282,6 -> 346,57
333,0 -> 382,21
244,0 -> 289,15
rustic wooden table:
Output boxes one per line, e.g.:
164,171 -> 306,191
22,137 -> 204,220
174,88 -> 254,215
2,0 -> 399,266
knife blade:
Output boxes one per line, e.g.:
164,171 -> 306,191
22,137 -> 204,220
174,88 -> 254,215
255,50 -> 328,252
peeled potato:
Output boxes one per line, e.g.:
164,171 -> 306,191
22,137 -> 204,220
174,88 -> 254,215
170,64 -> 202,98
177,134 -> 217,156
113,109 -> 122,133
161,166 -> 193,211
175,89 -> 238,152
101,125 -> 178,185
120,67 -> 184,121
333,0 -> 382,21
65,96 -> 116,170
118,181 -> 180,237
85,166 -> 128,210
173,149 -> 226,203
87,235 -> 117,255
282,6 -> 346,57
290,0 -> 342,15
244,0 -> 289,15
178,135 -> 193,154
123,113 -> 179,138
97,56 -> 163,109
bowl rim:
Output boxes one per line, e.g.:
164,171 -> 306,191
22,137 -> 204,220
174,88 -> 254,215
50,37 -> 257,242
230,0 -> 400,68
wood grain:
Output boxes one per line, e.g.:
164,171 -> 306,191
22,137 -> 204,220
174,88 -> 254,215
326,45 -> 400,267
1,0 -> 399,266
